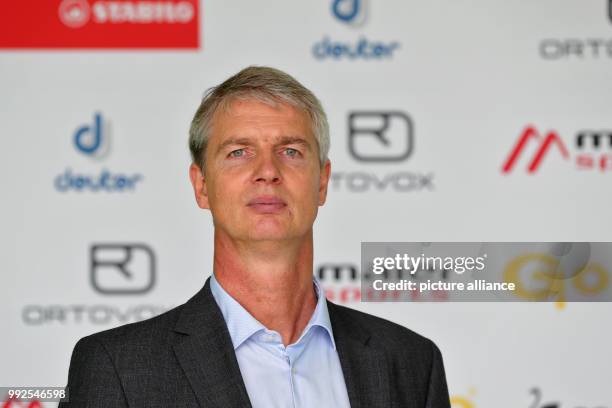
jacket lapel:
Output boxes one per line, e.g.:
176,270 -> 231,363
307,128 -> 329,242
172,278 -> 252,408
327,301 -> 391,408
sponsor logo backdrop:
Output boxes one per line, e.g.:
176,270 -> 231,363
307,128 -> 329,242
1,0 -> 611,406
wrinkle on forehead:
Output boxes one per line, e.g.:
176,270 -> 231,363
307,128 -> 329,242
213,99 -> 312,139
214,96 -> 312,130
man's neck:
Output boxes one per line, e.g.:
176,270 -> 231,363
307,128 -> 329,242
212,231 -> 317,347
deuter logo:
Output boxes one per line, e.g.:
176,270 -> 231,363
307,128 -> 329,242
502,125 -> 612,174
331,0 -> 363,24
312,0 -> 400,60
74,112 -> 104,156
348,111 -> 413,162
332,110 -> 435,192
54,112 -> 144,192
91,243 -> 156,295
538,2 -> 612,60
0,1 -> 199,49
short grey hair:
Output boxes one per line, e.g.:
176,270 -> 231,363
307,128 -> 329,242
188,66 -> 330,170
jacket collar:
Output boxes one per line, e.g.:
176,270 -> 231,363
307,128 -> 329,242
209,273 -> 337,350
172,278 -> 252,408
172,276 -> 391,408
326,301 -> 392,408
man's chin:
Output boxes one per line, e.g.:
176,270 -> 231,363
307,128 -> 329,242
246,228 -> 293,242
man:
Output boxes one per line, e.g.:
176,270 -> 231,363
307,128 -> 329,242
60,66 -> 450,407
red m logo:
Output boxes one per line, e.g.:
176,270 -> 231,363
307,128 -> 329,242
2,396 -> 41,408
502,126 -> 570,173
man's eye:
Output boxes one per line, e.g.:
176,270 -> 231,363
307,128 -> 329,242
229,149 -> 245,158
284,148 -> 299,157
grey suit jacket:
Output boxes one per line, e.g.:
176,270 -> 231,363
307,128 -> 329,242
59,278 -> 450,407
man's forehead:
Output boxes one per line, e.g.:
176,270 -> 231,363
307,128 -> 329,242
210,98 -> 314,142
218,98 -> 305,121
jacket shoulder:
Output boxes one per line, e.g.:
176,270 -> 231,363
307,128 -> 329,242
81,303 -> 184,346
69,303 -> 187,376
328,302 -> 450,406
328,301 -> 441,365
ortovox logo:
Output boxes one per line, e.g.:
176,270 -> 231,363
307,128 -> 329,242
90,243 -> 156,295
348,111 -> 413,162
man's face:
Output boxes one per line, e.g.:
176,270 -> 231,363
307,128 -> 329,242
189,98 -> 331,243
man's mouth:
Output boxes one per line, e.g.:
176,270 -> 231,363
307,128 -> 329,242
247,196 -> 287,214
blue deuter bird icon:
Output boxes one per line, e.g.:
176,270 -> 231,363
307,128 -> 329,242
74,112 -> 103,155
331,0 -> 361,23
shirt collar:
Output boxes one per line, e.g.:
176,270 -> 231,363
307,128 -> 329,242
209,273 -> 336,350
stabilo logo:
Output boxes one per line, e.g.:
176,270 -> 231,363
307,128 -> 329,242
0,0 -> 199,49
58,0 -> 195,26
59,0 -> 91,28
501,126 -> 570,174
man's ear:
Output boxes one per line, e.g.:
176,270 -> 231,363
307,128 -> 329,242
318,159 -> 331,206
189,163 -> 210,209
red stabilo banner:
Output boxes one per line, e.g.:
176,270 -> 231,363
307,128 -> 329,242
0,0 -> 199,49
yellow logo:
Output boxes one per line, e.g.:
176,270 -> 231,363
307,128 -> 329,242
504,253 -> 609,309
451,388 -> 476,408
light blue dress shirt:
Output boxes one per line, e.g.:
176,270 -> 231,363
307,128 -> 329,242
210,274 -> 352,408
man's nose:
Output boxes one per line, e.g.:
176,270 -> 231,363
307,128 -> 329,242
252,151 -> 281,185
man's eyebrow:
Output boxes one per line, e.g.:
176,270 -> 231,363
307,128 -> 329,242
216,136 -> 313,153
216,138 -> 252,153
277,136 -> 313,150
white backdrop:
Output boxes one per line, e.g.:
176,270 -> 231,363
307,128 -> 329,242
1,1 -> 611,407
